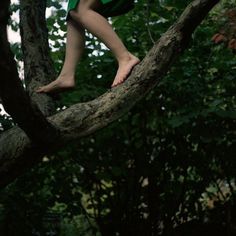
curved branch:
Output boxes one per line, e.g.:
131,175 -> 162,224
0,0 -> 220,188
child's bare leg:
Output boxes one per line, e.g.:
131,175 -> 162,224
36,19 -> 85,93
70,0 -> 140,87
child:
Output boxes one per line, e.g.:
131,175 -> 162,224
36,0 -> 140,93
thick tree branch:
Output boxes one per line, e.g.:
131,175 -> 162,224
0,0 -> 60,146
19,0 -> 57,116
0,0 -> 220,188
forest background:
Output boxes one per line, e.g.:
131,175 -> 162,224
0,0 -> 236,235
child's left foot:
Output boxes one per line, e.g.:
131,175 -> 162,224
111,53 -> 140,88
35,75 -> 75,94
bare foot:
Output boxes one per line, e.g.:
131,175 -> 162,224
35,75 -> 75,94
111,53 -> 140,88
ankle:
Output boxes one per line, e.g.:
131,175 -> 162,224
117,52 -> 132,63
59,73 -> 75,80
117,52 -> 139,65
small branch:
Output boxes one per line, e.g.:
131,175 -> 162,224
146,0 -> 155,44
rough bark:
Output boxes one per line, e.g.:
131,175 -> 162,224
0,0 -> 60,147
19,0 -> 57,116
0,0 -> 220,188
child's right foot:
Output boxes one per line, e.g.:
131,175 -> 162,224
111,53 -> 140,88
35,75 -> 75,94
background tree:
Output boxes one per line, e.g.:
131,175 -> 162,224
212,7 -> 236,50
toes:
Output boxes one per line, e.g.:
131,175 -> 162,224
36,87 -> 46,93
111,80 -> 123,88
111,82 -> 118,88
112,81 -> 120,88
35,88 -> 42,93
111,76 -> 126,88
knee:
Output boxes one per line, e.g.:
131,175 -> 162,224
69,2 -> 91,25
69,10 -> 76,21
69,9 -> 86,24
69,10 -> 81,23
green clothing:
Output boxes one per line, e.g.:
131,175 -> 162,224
66,0 -> 134,20
67,0 -> 112,12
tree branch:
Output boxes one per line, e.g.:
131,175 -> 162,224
0,0 -> 60,147
19,0 -> 57,116
0,0 -> 220,188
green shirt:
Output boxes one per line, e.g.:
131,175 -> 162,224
66,0 -> 134,19
67,0 -> 112,13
